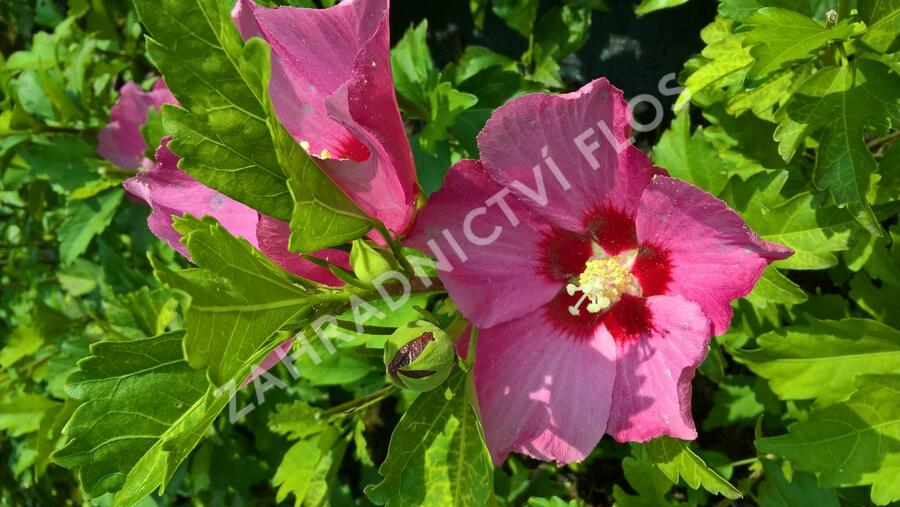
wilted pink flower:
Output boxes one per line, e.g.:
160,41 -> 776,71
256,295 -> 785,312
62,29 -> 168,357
233,0 -> 418,236
407,78 -> 791,465
97,80 -> 177,170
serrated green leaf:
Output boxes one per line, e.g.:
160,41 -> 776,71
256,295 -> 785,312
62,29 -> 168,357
134,0 -> 291,220
774,60 -> 900,234
724,171 -> 856,270
734,318 -> 900,404
17,135 -> 102,194
653,110 -> 728,195
365,368 -> 493,506
0,327 -> 43,369
154,216 -> 324,387
745,265 -> 808,307
0,392 -> 59,438
859,0 -> 900,53
743,8 -> 853,79
758,459 -> 840,507
756,374 -> 900,505
613,451 -> 680,506
675,17 -> 753,111
702,375 -> 765,430
284,148 -> 372,253
52,332 -> 228,506
57,188 -> 123,265
645,437 -> 743,499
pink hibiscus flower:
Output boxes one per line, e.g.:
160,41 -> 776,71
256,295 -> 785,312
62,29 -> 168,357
406,78 -> 791,465
233,0 -> 419,237
97,80 -> 177,170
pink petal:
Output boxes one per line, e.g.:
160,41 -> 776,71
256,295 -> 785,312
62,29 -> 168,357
232,0 -> 417,236
256,214 -> 350,286
474,306 -> 616,465
405,160 -> 561,329
123,139 -> 259,257
634,177 -> 792,335
477,78 -> 658,233
606,295 -> 711,442
241,338 -> 293,388
97,81 -> 177,169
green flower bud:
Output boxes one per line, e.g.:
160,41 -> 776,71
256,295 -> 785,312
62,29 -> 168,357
350,239 -> 393,285
384,321 -> 456,392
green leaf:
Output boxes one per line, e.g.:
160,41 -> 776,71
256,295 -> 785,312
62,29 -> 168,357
758,459 -> 840,507
743,8 -> 854,79
412,135 -> 451,195
444,46 -> 516,85
725,171 -> 856,270
137,0 -> 369,250
492,0 -> 540,37
0,392 -> 59,438
726,69 -> 799,120
745,266 -> 808,307
756,374 -> 900,505
365,368 -> 494,506
653,110 -> 728,195
154,216 -> 322,387
273,430 -> 349,507
702,375 -> 765,430
283,144 -> 372,253
420,83 -> 478,151
734,318 -> 900,405
675,18 -> 753,111
134,0 -> 291,220
613,449 -> 681,506
102,285 -> 180,339
645,437 -> 743,500
57,188 -> 123,265
774,60 -> 900,234
17,135 -> 102,194
533,4 -> 593,61
859,0 -> 900,53
391,21 -> 478,151
635,0 -> 690,15
269,402 -> 348,507
0,327 -> 44,369
391,20 -> 434,114
52,332 -> 227,505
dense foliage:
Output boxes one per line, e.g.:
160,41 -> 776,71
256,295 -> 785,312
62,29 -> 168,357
1,0 -> 899,505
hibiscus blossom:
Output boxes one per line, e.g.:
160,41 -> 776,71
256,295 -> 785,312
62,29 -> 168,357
233,0 -> 418,237
406,78 -> 791,465
97,80 -> 177,170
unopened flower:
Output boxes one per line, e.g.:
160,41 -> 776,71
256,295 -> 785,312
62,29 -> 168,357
384,321 -> 456,392
407,78 -> 791,465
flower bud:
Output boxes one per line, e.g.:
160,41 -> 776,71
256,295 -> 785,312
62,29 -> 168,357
383,321 -> 456,392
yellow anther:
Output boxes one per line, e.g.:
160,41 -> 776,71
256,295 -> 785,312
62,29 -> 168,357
567,256 -> 639,316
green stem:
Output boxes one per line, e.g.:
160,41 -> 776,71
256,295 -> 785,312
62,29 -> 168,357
334,319 -> 396,335
729,457 -> 759,467
373,221 -> 416,279
317,385 -> 398,418
445,314 -> 470,340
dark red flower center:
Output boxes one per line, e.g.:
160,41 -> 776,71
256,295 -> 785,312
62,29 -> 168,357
539,207 -> 671,343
